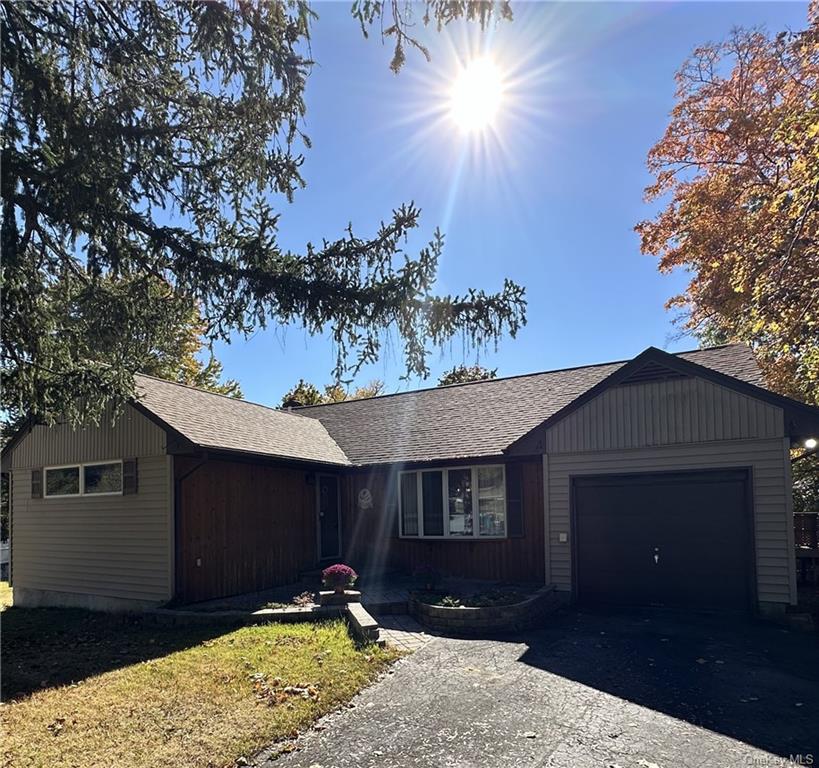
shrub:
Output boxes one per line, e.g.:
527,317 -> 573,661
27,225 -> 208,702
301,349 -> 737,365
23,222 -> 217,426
321,563 -> 358,589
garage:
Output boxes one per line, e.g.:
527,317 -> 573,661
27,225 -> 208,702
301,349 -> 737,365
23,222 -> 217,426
573,469 -> 753,612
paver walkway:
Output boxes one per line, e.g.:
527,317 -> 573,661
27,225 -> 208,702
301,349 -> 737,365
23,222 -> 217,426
376,614 -> 435,652
265,609 -> 819,768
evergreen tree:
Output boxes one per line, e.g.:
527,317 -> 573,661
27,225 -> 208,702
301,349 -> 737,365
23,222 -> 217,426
1,1 -> 523,426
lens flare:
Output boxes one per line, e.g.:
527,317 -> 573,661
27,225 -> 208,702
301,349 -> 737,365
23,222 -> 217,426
449,57 -> 505,132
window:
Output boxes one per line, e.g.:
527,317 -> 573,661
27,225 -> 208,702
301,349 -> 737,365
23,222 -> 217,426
447,468 -> 473,536
45,466 -> 80,497
400,472 -> 419,535
44,461 -> 123,498
477,466 -> 506,536
84,462 -> 123,495
422,472 -> 444,536
398,465 -> 506,539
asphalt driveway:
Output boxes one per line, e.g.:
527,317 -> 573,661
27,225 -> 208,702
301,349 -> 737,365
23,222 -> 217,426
266,608 -> 819,768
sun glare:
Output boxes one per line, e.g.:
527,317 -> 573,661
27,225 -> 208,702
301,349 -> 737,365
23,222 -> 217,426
449,57 -> 504,132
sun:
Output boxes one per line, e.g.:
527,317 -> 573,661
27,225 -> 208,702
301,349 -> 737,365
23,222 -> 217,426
449,57 -> 505,132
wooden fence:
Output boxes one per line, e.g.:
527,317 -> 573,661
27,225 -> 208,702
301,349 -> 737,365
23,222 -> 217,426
795,514 -> 819,586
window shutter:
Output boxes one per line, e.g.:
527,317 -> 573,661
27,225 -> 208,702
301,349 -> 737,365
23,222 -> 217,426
123,459 -> 138,495
505,463 -> 524,537
31,468 -> 43,499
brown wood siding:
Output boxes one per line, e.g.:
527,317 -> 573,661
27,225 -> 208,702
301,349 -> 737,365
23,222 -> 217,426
175,458 -> 321,603
341,459 -> 545,583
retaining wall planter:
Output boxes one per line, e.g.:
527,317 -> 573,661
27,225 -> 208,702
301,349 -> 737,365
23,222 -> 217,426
145,604 -> 345,627
145,602 -> 384,646
318,589 -> 362,606
409,585 -> 566,636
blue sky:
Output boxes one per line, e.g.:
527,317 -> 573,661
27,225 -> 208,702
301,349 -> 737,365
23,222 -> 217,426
213,1 -> 807,405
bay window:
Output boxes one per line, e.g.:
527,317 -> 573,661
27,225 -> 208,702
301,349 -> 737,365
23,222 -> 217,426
399,465 -> 506,539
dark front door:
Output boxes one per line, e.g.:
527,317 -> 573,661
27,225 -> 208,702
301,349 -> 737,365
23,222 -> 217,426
318,475 -> 340,560
573,469 -> 752,612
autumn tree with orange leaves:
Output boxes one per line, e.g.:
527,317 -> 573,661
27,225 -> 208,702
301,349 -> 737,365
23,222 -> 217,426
638,6 -> 819,404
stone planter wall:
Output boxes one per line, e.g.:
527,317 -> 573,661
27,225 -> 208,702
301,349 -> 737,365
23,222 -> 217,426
409,585 -> 566,636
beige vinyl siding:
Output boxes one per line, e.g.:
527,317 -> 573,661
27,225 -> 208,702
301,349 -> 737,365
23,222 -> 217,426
546,438 -> 795,605
9,404 -> 166,469
9,405 -> 172,605
543,378 -> 784,453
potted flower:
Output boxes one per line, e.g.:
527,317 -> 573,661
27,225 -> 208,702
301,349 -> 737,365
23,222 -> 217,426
413,564 -> 441,592
322,563 -> 358,595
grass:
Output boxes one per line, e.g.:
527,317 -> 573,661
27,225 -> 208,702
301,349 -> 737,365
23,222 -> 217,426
0,580 -> 12,609
1,605 -> 399,768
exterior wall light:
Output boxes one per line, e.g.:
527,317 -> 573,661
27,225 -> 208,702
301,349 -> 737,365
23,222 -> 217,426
805,438 -> 818,450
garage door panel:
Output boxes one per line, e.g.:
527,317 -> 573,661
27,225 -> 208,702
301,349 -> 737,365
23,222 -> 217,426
574,470 -> 751,612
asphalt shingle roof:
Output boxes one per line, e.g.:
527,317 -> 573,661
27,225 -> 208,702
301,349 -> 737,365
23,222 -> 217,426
296,345 -> 765,466
131,345 -> 765,467
135,375 -> 350,466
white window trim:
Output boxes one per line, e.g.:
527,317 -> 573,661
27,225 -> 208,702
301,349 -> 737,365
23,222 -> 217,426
398,464 -> 507,540
43,459 -> 124,498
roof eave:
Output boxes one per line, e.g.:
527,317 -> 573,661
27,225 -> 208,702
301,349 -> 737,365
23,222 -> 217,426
195,443 -> 350,469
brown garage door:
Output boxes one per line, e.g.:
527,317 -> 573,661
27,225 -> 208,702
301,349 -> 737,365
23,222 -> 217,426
573,469 -> 753,612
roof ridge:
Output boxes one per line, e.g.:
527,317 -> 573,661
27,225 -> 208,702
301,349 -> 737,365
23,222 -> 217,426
295,343 -> 748,411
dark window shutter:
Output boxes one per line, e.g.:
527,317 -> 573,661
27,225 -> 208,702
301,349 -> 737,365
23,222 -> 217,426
31,468 -> 43,499
123,459 -> 138,495
506,463 -> 524,537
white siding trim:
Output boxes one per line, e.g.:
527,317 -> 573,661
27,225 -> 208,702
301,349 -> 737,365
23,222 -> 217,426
542,453 -> 550,586
782,438 -> 798,605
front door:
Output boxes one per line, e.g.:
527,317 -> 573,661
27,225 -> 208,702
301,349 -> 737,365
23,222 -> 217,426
317,475 -> 341,560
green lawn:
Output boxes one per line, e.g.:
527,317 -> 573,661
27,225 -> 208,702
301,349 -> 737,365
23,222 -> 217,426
0,580 -> 12,609
1,604 -> 398,768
